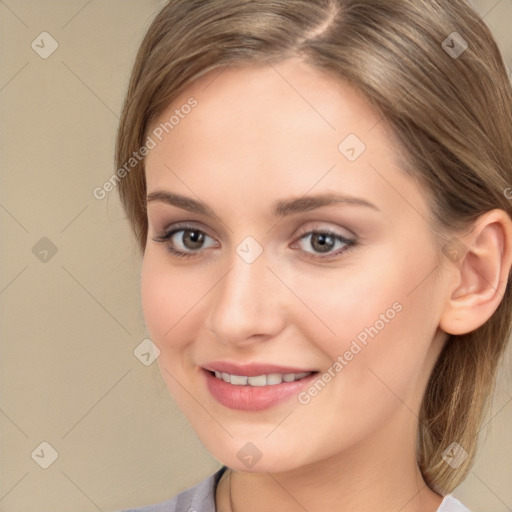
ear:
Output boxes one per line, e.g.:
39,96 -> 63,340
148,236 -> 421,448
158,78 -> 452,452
439,209 -> 512,336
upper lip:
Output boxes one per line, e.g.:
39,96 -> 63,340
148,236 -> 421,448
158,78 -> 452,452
202,362 -> 318,376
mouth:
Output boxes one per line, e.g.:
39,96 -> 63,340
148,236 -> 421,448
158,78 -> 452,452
201,364 -> 320,411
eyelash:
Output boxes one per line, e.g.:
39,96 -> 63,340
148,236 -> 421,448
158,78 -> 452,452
151,223 -> 358,261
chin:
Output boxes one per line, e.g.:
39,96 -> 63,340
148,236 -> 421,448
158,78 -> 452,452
197,433 -> 314,474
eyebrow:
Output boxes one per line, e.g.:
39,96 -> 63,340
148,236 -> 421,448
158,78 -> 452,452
145,190 -> 380,216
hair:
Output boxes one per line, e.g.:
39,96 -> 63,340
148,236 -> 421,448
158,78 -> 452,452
115,0 -> 512,495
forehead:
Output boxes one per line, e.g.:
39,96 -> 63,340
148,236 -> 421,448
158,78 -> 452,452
144,58 -> 427,221
148,57 -> 385,148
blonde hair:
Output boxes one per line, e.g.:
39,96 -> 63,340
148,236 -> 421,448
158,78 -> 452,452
115,0 -> 512,495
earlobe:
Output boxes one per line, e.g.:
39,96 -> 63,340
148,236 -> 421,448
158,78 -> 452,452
439,209 -> 512,336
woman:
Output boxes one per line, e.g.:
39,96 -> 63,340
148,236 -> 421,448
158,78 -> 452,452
114,1 -> 512,510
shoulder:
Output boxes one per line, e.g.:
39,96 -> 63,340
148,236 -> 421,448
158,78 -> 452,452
438,495 -> 471,512
115,466 -> 228,512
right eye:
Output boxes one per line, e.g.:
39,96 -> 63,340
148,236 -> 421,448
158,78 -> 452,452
152,224 -> 219,259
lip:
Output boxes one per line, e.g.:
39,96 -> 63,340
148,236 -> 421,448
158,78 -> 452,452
203,361 -> 317,376
201,362 -> 319,411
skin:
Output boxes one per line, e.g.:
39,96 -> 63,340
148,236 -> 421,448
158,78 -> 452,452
141,58 -> 512,512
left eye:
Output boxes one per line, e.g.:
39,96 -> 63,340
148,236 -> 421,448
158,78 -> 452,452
292,230 -> 355,257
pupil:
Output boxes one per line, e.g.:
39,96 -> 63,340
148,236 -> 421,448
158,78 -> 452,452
184,230 -> 204,249
313,233 -> 334,253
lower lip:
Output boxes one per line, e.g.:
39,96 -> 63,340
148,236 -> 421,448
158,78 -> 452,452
203,369 -> 318,411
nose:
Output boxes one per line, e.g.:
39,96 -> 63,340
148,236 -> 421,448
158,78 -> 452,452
205,245 -> 287,347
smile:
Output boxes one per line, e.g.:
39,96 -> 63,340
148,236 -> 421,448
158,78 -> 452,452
202,366 -> 319,411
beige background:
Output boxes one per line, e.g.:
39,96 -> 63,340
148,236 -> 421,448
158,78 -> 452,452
1,1 -> 511,511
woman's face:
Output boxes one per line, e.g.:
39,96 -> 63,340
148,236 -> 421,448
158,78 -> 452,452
141,58 -> 450,472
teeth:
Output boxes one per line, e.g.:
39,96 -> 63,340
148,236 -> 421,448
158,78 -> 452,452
266,373 -> 283,385
247,375 -> 267,386
230,374 -> 248,385
212,371 -> 312,386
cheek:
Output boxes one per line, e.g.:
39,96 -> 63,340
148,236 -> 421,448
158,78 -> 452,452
292,242 -> 440,388
140,253 -> 203,353
140,253 -> 210,412
141,255 -> 169,342
292,248 -> 422,344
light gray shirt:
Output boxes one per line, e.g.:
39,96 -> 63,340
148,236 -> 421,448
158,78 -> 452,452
117,466 -> 471,512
